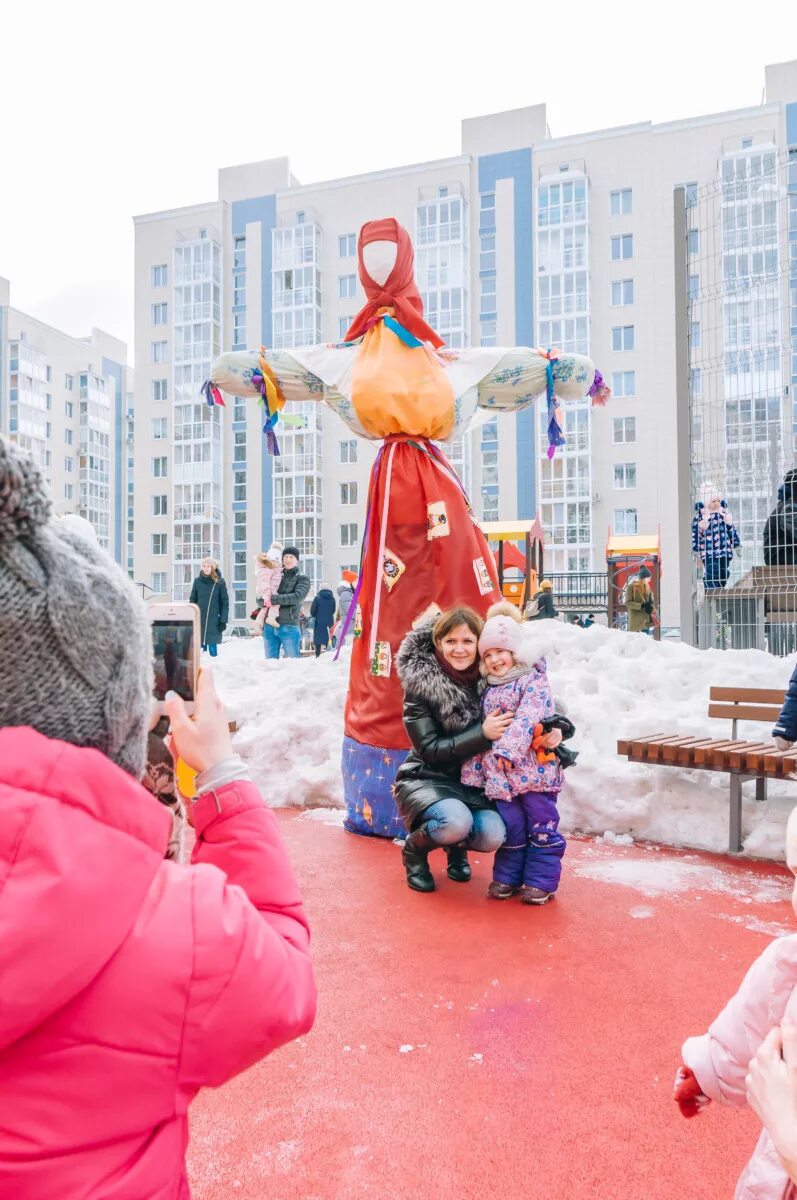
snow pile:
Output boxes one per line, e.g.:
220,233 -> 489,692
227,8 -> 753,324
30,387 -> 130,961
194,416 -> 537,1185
210,624 -> 797,859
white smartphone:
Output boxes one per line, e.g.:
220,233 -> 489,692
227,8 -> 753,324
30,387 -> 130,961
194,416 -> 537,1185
149,602 -> 201,717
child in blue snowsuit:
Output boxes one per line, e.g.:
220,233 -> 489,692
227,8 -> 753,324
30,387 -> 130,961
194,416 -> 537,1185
692,493 -> 741,590
462,602 -> 567,905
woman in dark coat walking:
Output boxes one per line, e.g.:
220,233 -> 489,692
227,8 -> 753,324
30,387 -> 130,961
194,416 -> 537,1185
189,558 -> 229,658
393,606 -> 510,893
310,586 -> 336,658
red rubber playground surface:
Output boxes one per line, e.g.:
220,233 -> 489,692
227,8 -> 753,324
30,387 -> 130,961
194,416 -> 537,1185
188,811 -> 793,1200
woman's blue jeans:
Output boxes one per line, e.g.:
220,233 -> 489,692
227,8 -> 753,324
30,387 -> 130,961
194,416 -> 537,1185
421,798 -> 505,852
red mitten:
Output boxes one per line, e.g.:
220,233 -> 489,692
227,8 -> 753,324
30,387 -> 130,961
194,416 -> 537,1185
674,1066 -> 711,1118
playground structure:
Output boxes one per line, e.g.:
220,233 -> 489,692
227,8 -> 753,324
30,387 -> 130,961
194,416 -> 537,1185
481,518 -> 545,610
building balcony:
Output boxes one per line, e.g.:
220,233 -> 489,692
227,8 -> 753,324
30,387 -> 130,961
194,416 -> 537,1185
273,454 -> 323,474
174,302 -> 221,324
274,496 -> 322,515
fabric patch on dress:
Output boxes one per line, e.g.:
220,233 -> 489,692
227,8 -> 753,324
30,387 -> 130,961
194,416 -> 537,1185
353,605 -> 363,638
370,641 -> 392,678
413,602 -> 442,629
427,501 -> 450,541
473,556 -> 494,595
383,548 -> 406,591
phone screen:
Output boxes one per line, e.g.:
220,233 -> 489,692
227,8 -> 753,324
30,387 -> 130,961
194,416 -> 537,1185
152,620 -> 195,702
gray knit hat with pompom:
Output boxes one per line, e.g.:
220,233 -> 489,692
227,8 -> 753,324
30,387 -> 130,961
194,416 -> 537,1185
0,435 -> 153,778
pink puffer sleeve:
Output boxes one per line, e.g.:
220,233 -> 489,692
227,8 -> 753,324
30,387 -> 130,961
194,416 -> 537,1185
178,782 -> 316,1092
682,937 -> 797,1106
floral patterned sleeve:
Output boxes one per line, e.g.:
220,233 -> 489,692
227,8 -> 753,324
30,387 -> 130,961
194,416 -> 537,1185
492,677 -> 552,765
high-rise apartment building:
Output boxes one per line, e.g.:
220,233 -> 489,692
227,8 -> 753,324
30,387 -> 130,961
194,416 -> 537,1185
0,277 -> 130,560
132,60 -> 797,626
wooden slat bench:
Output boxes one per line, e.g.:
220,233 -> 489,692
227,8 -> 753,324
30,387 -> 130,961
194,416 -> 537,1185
617,687 -> 794,852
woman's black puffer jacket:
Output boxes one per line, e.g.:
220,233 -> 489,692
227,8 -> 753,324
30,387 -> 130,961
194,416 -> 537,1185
393,624 -> 493,831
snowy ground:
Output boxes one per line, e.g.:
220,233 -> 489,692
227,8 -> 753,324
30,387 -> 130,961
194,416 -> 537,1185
211,623 -> 797,861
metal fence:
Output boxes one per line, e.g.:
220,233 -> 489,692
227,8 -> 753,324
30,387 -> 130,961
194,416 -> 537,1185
687,148 -> 797,654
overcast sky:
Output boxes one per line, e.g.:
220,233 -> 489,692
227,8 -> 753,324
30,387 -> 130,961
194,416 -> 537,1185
0,0 -> 793,355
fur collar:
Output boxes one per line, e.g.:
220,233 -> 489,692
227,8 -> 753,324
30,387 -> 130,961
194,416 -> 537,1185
396,624 -> 481,734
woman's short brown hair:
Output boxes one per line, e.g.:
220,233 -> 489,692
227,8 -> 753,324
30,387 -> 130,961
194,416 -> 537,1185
432,605 -> 484,645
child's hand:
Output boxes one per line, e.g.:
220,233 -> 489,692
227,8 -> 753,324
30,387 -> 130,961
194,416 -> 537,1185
165,670 -> 233,774
541,728 -> 564,750
674,1066 -> 711,1118
494,755 -> 513,773
746,1023 -> 797,1173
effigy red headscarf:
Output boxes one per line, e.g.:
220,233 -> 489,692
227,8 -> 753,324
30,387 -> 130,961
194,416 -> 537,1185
343,218 -> 443,349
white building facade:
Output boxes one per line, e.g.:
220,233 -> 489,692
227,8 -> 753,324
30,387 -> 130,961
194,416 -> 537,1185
0,277 -> 130,561
132,60 -> 797,626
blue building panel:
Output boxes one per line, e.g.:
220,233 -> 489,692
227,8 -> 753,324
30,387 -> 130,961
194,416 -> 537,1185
786,101 -> 797,148
231,195 -> 278,544
477,149 -> 535,518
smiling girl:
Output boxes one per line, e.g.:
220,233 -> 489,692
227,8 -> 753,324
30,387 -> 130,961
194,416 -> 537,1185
461,602 -> 566,905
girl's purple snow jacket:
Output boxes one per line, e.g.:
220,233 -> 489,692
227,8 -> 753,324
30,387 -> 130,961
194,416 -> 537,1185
461,660 -> 563,801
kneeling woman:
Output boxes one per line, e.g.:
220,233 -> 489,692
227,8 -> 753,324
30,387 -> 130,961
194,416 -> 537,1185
394,606 -> 511,893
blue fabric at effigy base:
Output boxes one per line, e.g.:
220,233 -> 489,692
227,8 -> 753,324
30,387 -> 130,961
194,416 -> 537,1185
342,736 -> 407,838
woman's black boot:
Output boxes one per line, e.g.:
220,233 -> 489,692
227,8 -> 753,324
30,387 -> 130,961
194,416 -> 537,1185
446,844 -> 472,883
402,827 -> 436,893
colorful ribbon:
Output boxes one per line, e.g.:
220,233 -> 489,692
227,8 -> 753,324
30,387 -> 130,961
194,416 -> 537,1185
539,347 -> 566,460
201,380 -> 224,408
332,444 -> 385,660
251,349 -> 287,456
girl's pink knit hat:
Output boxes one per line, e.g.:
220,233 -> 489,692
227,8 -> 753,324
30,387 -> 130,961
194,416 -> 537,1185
478,601 -> 525,659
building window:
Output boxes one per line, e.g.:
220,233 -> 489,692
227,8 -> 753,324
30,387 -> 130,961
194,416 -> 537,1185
610,234 -> 633,261
152,495 -> 168,516
612,370 -> 636,397
340,482 -> 358,505
151,264 -> 168,288
65,457 -> 73,473
65,373 -> 73,391
152,456 -> 167,478
480,275 -> 496,316
65,429 -> 73,446
610,189 -> 632,216
690,321 -> 701,349
613,416 -> 636,444
151,341 -> 168,364
234,235 -> 246,270
688,273 -> 699,299
613,508 -> 638,535
480,234 -> 496,272
152,533 -> 168,556
45,364 -> 52,383
340,523 -> 358,547
685,181 -> 698,207
46,392 -> 52,410
233,430 -> 247,463
151,417 -> 168,439
613,463 -> 637,490
339,316 -> 353,341
151,572 -> 167,593
340,439 -> 357,464
480,192 -> 496,229
151,303 -> 168,326
338,233 -> 356,257
65,400 -> 73,418
45,421 -> 51,439
480,320 -> 497,347
338,274 -> 357,300
689,367 -> 702,396
742,136 -> 753,149
687,229 -> 700,256
234,470 -> 247,502
233,513 -> 246,542
233,273 -> 246,307
152,378 -> 168,402
65,483 -> 73,501
612,325 -> 635,352
611,279 -> 634,306
233,310 -> 246,346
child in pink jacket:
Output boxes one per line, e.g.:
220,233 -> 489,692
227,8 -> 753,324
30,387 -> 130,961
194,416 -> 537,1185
675,805 -> 797,1199
254,541 -> 284,630
461,602 -> 567,905
0,435 -> 316,1200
